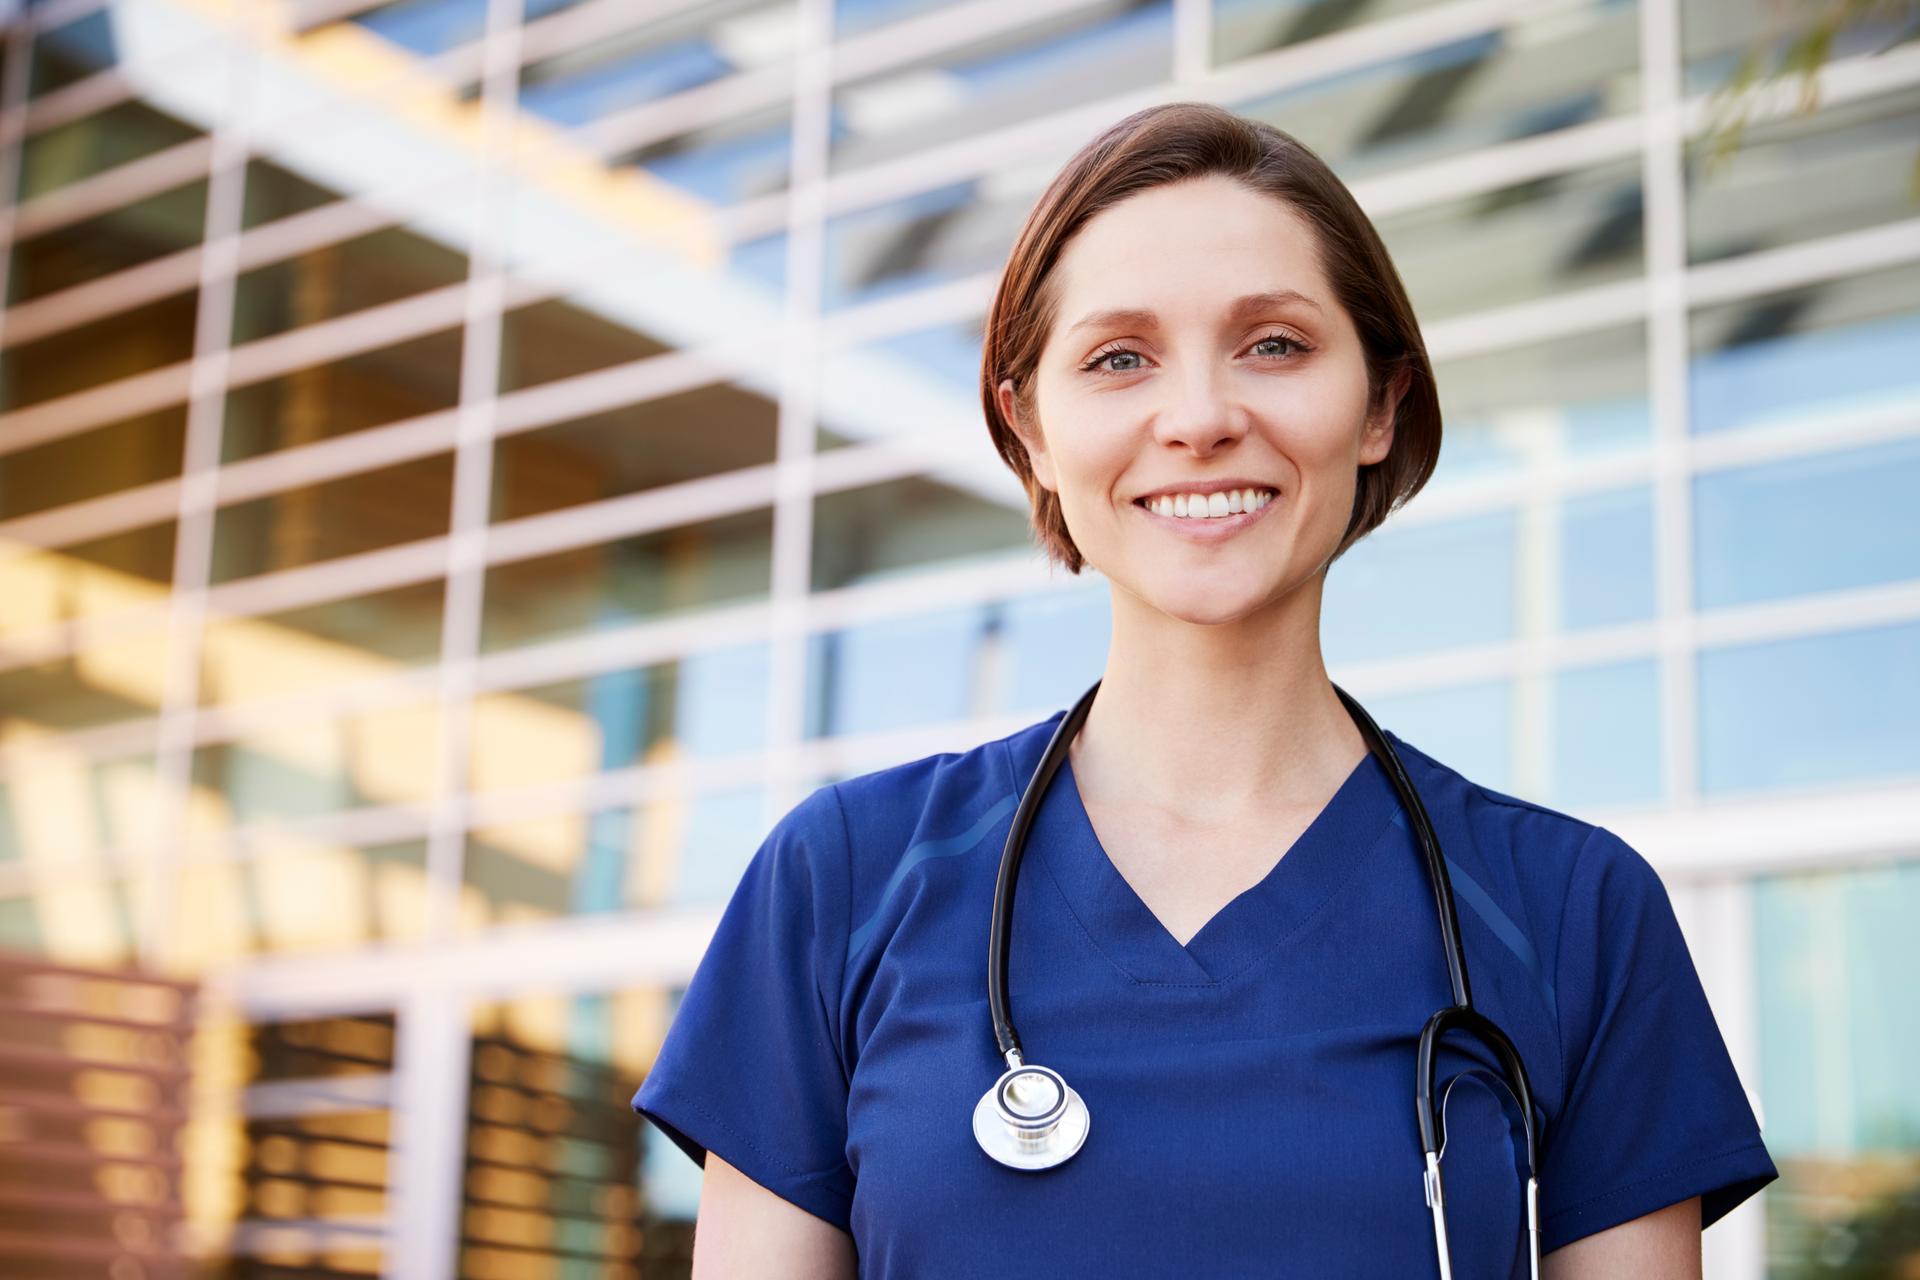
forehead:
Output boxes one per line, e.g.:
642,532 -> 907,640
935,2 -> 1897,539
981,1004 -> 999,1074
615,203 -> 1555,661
1050,176 -> 1331,312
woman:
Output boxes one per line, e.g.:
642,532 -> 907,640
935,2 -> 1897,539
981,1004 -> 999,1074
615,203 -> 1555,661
634,102 -> 1776,1278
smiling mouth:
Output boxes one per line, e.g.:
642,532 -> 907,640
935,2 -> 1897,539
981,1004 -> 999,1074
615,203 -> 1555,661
1133,487 -> 1278,520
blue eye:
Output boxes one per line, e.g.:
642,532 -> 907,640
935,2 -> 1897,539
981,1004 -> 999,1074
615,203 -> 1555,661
1077,331 -> 1313,375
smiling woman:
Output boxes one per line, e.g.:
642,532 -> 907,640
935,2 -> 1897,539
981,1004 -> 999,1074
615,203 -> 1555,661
632,102 -> 1776,1280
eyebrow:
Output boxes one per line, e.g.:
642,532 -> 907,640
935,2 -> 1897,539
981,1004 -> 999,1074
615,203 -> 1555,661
1064,290 -> 1325,338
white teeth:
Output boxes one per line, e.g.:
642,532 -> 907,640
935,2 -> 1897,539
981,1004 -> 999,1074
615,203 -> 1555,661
1144,488 -> 1275,520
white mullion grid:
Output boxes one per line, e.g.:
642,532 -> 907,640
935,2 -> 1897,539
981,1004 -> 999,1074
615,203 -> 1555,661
763,0 -> 835,821
139,0 -> 253,971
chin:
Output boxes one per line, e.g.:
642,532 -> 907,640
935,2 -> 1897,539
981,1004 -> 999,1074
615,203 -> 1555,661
1145,582 -> 1271,627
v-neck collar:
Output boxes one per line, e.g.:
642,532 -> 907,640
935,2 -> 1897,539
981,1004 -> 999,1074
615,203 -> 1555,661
1003,709 -> 1404,985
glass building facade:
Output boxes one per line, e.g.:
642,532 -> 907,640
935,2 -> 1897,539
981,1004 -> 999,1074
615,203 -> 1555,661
0,0 -> 1915,1274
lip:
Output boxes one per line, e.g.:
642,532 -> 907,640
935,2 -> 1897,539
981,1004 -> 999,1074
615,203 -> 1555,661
1132,490 -> 1280,542
1131,478 -> 1277,502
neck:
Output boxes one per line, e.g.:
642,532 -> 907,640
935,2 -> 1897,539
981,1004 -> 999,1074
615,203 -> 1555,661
1070,574 -> 1367,820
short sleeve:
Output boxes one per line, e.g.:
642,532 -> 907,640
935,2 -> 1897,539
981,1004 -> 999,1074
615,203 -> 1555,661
1539,824 -> 1777,1253
631,783 -> 855,1231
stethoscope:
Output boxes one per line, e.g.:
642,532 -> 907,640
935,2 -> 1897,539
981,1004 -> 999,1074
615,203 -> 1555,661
973,678 -> 1543,1280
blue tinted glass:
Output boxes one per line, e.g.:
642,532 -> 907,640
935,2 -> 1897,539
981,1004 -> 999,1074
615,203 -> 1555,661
806,606 -> 984,737
1689,272 -> 1920,435
675,644 -> 771,757
1562,484 -> 1655,629
352,0 -> 487,55
728,229 -> 788,296
1325,511 -> 1516,662
1695,436 -> 1920,610
1552,659 -> 1661,808
833,0 -> 963,36
673,784 -> 770,905
1698,621 -> 1920,793
1755,862 -> 1920,1154
999,586 -> 1110,715
1367,680 -> 1512,794
822,181 -> 973,309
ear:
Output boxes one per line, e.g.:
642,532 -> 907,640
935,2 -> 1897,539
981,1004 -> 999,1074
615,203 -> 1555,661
998,377 -> 1058,493
1359,364 -> 1409,467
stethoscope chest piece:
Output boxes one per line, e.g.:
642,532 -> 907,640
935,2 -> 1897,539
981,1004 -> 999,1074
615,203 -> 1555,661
972,1061 -> 1089,1171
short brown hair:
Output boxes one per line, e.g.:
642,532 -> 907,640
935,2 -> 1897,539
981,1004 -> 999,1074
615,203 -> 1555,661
980,101 -> 1441,575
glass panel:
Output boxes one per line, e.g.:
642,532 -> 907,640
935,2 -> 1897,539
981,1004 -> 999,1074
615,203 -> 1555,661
1365,678 -> 1512,794
496,297 -> 672,394
1374,157 -> 1644,321
493,380 -> 780,520
1214,0 -> 1452,67
1234,0 -> 1642,185
1698,620 -> 1920,794
6,178 -> 206,305
197,578 -> 447,708
1753,860 -> 1920,1277
0,290 -> 198,411
15,98 -> 205,201
1695,435 -> 1920,611
0,404 -> 187,519
1688,259 -> 1920,437
462,990 -> 695,1275
815,313 -> 983,451
1324,510 -> 1516,662
478,509 -> 775,653
186,701 -> 442,836
28,8 -> 219,95
833,0 -> 969,38
1550,658 -> 1660,808
0,748 -> 164,871
1686,85 -> 1920,266
0,875 -> 149,966
1561,483 -> 1655,630
998,584 -> 1110,715
1429,322 -> 1651,486
230,226 -> 470,343
828,2 -> 1174,174
1680,0 -> 1912,96
515,0 -> 798,130
0,626 -> 169,735
0,520 -> 177,639
221,327 -> 465,461
350,0 -> 490,56
460,782 -> 767,926
208,454 -> 454,584
467,643 -> 770,793
241,156 -> 343,229
167,840 -> 430,970
612,97 -> 795,206
805,605 -> 984,738
811,474 -> 1033,591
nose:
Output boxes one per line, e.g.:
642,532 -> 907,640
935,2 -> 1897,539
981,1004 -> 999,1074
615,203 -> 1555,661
1152,362 -> 1249,456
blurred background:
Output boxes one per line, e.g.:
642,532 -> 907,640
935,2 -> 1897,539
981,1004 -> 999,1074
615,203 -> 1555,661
0,0 -> 1915,1274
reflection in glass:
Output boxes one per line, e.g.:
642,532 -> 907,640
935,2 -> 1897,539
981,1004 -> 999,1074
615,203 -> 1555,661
1695,436 -> 1920,612
1689,261 -> 1920,437
15,100 -> 203,201
805,606 -> 984,738
0,520 -> 177,637
999,585 -> 1110,715
1679,0 -> 1912,96
815,315 -> 983,450
811,474 -> 1032,591
462,782 -> 766,926
1364,678 -> 1512,794
1430,322 -> 1650,485
833,0 -> 970,39
1214,0 -> 1451,67
242,156 -> 343,229
479,509 -> 774,653
221,327 -> 464,461
0,290 -> 198,411
463,990 -> 693,1276
6,179 -> 206,304
1376,158 -> 1643,321
0,404 -> 187,519
1754,860 -> 1920,1277
828,2 -> 1173,174
0,749 -> 164,871
197,579 -> 447,708
1235,2 -> 1641,185
1698,620 -> 1920,794
186,701 -> 441,836
497,296 -> 672,393
0,626 -> 169,734
230,227 -> 470,344
0,877 -> 147,966
209,454 -> 454,584
1560,484 -> 1654,631
1551,658 -> 1660,808
351,0 -> 490,56
1686,86 -> 1920,266
1324,511 -> 1516,663
614,99 -> 795,205
494,381 -> 780,520
168,841 -> 430,971
468,643 -> 770,793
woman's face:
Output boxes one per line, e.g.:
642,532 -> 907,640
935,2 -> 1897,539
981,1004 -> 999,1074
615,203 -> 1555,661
999,173 -> 1403,627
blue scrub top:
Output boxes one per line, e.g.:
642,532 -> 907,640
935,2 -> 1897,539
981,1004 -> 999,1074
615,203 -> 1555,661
633,709 -> 1776,1275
